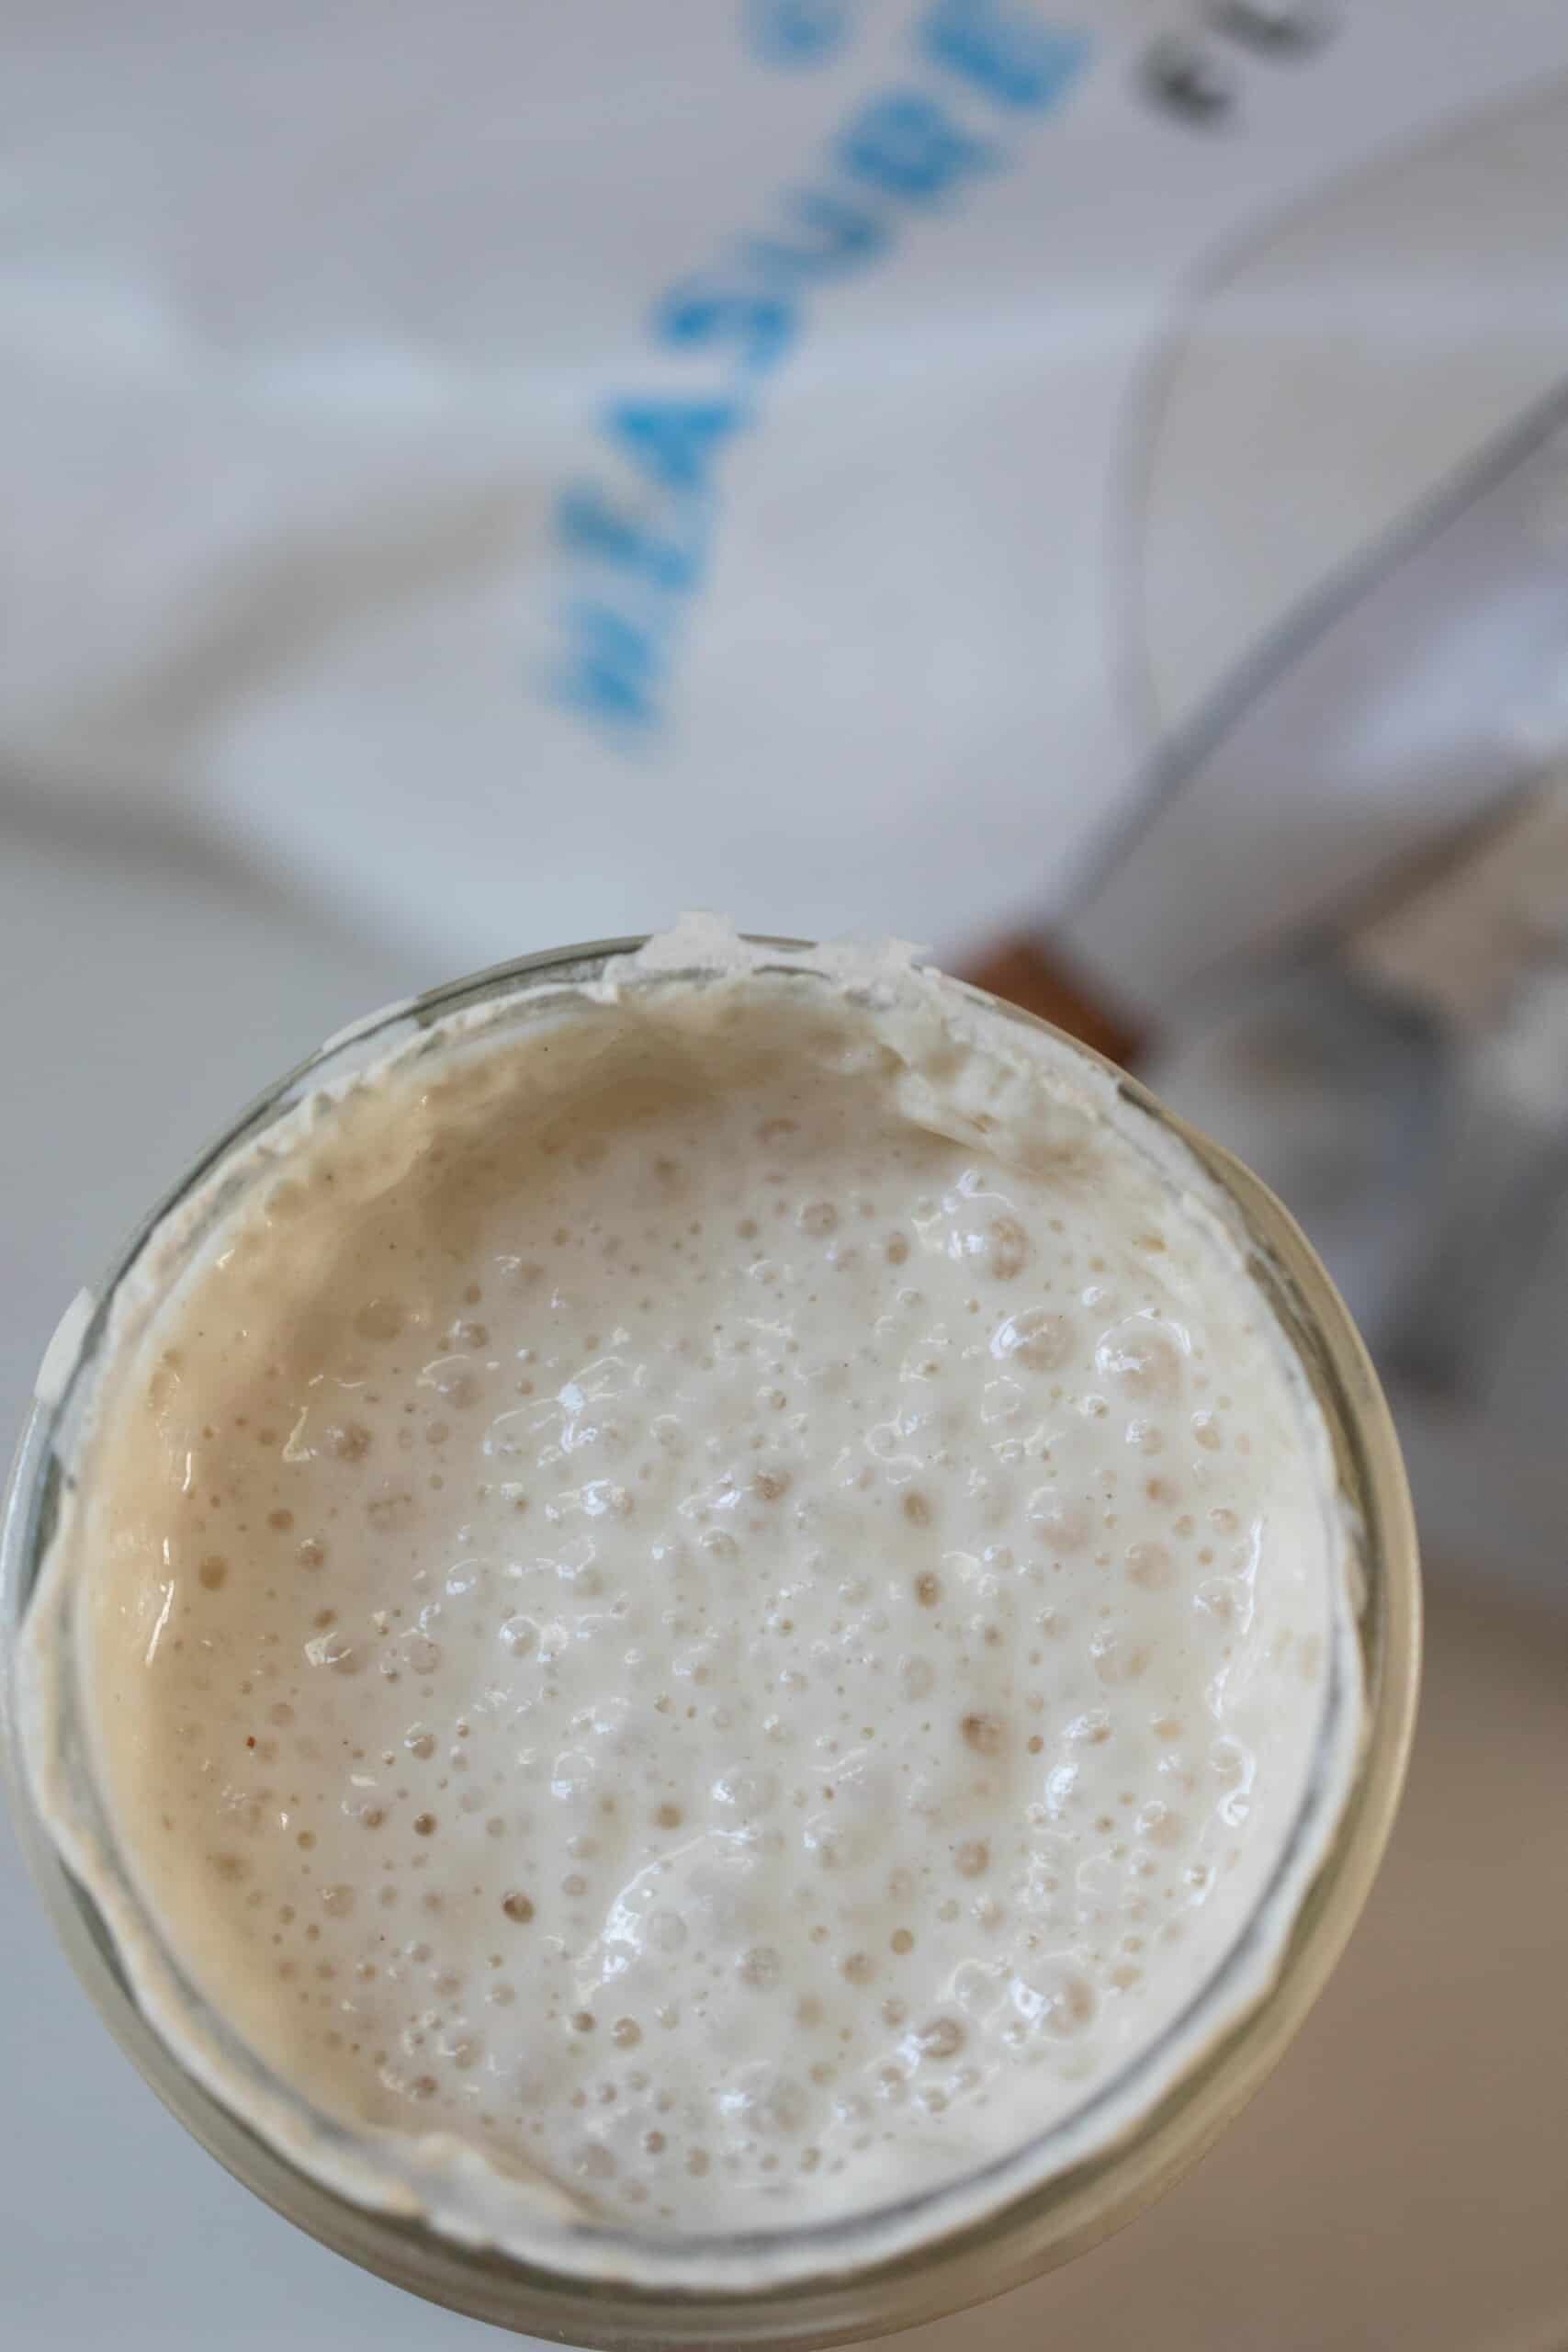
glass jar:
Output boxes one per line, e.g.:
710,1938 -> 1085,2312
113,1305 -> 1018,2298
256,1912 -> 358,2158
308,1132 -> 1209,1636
1,938 -> 1419,2350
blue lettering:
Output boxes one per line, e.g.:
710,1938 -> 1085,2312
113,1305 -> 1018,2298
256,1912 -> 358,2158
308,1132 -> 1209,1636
744,0 -> 851,66
550,20 -> 1095,734
745,189 -> 889,279
554,603 -> 663,727
921,1 -> 1089,111
836,91 -> 995,203
606,398 -> 748,492
654,280 -> 796,370
556,484 -> 703,592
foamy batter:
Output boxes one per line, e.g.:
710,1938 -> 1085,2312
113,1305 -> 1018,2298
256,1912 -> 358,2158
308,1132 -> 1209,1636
26,929 -> 1355,2262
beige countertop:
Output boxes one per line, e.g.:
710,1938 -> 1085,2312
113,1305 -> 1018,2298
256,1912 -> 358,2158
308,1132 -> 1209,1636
904,1572 -> 1568,2352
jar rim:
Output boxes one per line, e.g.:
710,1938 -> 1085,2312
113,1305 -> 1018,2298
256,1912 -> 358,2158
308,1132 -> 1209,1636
2,933 -> 1420,2345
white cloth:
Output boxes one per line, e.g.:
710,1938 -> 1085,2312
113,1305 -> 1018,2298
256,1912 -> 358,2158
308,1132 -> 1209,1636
6,1 -> 1568,982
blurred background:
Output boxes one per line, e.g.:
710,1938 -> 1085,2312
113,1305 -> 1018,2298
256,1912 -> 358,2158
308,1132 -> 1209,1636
4,4 -> 1567,2346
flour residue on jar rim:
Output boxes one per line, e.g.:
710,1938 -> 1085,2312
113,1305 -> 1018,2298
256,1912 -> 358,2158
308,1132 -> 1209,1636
18,919 -> 1366,2290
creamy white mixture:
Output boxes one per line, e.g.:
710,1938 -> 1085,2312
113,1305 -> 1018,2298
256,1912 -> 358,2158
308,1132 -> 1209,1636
25,930 -> 1357,2269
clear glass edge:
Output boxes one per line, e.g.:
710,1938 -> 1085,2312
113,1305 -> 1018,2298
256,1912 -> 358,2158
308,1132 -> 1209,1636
0,934 -> 1421,2349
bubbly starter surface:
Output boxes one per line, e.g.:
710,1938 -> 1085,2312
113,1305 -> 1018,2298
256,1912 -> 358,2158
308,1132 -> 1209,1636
56,962 -> 1341,2240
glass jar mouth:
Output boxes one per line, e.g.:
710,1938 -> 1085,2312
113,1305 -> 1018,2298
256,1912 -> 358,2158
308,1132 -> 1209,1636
2,933 -> 1420,2339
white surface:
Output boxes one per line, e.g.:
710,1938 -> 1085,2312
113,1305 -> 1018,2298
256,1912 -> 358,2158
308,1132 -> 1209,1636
0,826 -> 468,2346
0,1867 -> 484,2348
